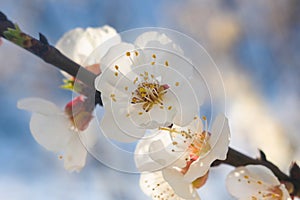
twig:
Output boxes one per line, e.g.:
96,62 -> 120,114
0,11 -> 102,105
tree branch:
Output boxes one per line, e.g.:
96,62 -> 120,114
0,11 -> 102,105
1,10 -> 299,198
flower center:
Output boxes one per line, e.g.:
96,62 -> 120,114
159,116 -> 211,174
188,131 -> 211,159
262,186 -> 283,200
131,81 -> 169,112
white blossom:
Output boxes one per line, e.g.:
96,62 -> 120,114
135,114 -> 230,183
226,165 -> 291,200
95,31 -> 203,142
17,97 -> 97,172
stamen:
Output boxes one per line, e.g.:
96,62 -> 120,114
125,51 -> 138,66
110,94 -> 117,102
131,81 -> 169,112
202,116 -> 208,134
165,61 -> 169,67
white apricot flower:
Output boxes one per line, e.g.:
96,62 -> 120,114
226,165 -> 292,200
17,97 -> 97,172
135,114 -> 230,183
95,31 -> 203,142
140,170 -> 203,200
56,25 -> 121,78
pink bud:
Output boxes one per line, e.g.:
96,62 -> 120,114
65,96 -> 93,131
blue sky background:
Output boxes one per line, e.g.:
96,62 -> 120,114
0,0 -> 299,199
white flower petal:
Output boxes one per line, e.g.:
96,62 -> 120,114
135,127 -> 189,172
209,114 -> 231,154
140,171 -> 199,200
147,105 -> 174,128
184,114 -> 230,182
95,67 -> 134,100
280,184 -> 292,200
163,168 -> 198,199
226,165 -> 291,200
160,67 -> 200,126
148,139 -> 178,168
83,27 -> 121,66
100,42 -> 136,74
18,98 -> 73,152
134,135 -> 166,172
56,26 -> 120,78
243,165 -> 280,185
188,72 -> 206,106
75,26 -> 118,64
56,26 -> 118,64
55,28 -> 84,64
63,134 -> 87,172
17,98 -> 61,115
127,104 -> 152,127
100,108 -> 146,143
95,43 -> 138,98
135,31 -> 183,54
78,118 -> 98,148
135,31 -> 195,79
29,113 -> 73,152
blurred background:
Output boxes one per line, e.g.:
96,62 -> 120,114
0,0 -> 299,199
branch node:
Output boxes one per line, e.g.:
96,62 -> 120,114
290,162 -> 300,180
258,149 -> 267,161
0,11 -> 7,21
39,33 -> 49,45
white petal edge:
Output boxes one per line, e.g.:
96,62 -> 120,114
163,168 -> 198,199
134,31 -> 183,54
63,134 -> 88,172
17,98 -> 62,115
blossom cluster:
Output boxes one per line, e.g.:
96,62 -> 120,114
17,26 -> 291,200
